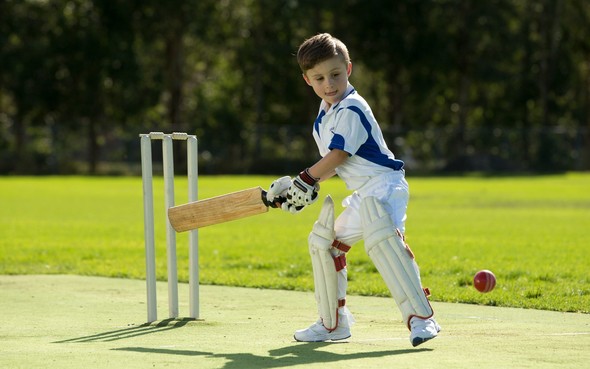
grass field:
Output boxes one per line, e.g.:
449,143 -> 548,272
1,173 -> 589,313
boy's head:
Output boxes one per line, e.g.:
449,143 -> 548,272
297,33 -> 351,73
297,34 -> 353,107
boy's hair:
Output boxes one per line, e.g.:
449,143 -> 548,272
297,33 -> 351,73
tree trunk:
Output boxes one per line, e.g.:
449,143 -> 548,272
88,118 -> 98,175
538,0 -> 562,127
165,29 -> 185,129
519,0 -> 533,168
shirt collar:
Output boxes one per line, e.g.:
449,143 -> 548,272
320,83 -> 356,114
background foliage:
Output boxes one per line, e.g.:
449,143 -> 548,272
1,0 -> 589,174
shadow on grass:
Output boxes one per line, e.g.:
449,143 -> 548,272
112,342 -> 432,369
52,318 -> 197,343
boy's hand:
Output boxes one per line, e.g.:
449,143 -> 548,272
280,202 -> 306,214
266,176 -> 291,205
287,169 -> 320,207
266,175 -> 308,214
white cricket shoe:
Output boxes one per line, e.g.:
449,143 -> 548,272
409,317 -> 441,347
294,319 -> 351,342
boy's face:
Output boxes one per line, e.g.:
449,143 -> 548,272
303,56 -> 352,107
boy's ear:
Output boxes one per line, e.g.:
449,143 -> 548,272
347,62 -> 352,77
302,73 -> 312,86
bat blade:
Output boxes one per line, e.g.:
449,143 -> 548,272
168,186 -> 270,232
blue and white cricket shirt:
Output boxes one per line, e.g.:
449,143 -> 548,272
312,83 -> 404,190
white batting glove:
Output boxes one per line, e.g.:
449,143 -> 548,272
267,176 -> 307,213
287,168 -> 319,207
266,176 -> 291,204
280,202 -> 306,214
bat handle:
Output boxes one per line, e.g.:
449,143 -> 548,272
261,190 -> 286,209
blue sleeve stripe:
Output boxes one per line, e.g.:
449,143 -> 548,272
328,134 -> 352,156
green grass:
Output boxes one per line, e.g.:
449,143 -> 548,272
0,174 -> 588,313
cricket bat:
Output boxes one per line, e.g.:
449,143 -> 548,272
168,186 -> 282,232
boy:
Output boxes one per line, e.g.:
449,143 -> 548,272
266,33 -> 440,347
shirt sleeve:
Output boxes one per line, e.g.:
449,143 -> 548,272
328,106 -> 369,156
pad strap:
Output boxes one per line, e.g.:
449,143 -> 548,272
331,240 -> 351,272
332,240 -> 351,253
333,254 -> 346,271
322,298 -> 347,332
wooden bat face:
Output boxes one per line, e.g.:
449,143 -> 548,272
168,187 -> 277,232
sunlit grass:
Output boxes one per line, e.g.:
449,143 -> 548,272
0,173 -> 588,313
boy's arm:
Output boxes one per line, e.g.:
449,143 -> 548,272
308,149 -> 348,182
269,149 -> 348,212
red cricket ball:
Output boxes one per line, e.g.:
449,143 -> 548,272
473,269 -> 496,293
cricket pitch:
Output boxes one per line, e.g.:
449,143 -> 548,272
1,275 -> 588,369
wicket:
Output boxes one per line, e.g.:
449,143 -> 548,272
140,132 -> 199,323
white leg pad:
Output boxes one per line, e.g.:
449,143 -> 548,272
360,196 -> 433,328
308,195 -> 340,331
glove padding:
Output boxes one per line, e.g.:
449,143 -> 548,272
267,176 -> 306,213
266,176 -> 291,204
287,169 -> 319,207
280,202 -> 306,214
